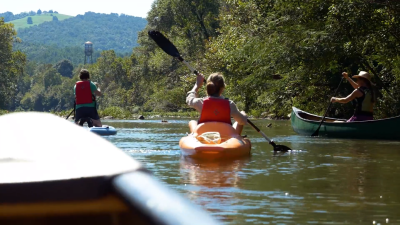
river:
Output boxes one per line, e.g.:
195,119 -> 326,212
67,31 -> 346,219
102,118 -> 400,225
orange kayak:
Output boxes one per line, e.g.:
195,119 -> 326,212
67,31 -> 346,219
179,122 -> 251,159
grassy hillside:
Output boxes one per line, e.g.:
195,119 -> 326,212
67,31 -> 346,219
8,13 -> 72,29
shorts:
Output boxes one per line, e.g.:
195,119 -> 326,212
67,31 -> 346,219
75,107 -> 100,122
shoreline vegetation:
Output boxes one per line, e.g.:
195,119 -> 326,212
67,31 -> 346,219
0,107 -> 290,120
2,1 -> 400,120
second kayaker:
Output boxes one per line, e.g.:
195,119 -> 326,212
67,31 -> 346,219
186,72 -> 247,134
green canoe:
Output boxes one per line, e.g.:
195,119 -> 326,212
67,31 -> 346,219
291,107 -> 400,140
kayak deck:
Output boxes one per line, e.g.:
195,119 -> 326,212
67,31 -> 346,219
179,122 -> 251,160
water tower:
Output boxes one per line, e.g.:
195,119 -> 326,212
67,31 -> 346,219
84,41 -> 93,64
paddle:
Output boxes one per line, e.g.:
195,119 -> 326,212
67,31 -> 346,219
148,30 -> 201,78
65,102 -> 76,120
148,30 -> 291,151
311,77 -> 344,137
246,119 -> 291,152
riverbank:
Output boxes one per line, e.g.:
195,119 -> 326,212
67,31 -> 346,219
0,110 -> 8,116
1,107 -> 291,120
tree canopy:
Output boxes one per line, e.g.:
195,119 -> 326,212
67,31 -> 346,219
0,18 -> 26,109
0,11 -> 36,22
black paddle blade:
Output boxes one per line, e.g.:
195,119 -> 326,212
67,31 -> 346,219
270,141 -> 291,152
148,30 -> 182,59
311,128 -> 320,137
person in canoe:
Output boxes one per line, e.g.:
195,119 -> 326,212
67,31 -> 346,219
74,69 -> 103,127
186,72 -> 247,134
331,71 -> 375,122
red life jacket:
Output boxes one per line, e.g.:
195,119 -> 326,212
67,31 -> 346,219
75,81 -> 93,105
198,97 -> 232,125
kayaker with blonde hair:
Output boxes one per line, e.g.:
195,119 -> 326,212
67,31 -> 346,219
331,71 -> 375,122
186,72 -> 248,134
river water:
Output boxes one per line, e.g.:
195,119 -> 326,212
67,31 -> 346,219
103,119 -> 400,225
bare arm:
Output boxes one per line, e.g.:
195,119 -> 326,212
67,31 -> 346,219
94,89 -> 102,97
331,89 -> 363,103
186,73 -> 205,111
343,72 -> 359,89
229,101 -> 247,125
93,82 -> 102,96
190,73 -> 204,93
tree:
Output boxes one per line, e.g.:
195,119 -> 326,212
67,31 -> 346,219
43,68 -> 62,89
52,16 -> 58,22
0,18 -> 26,109
37,9 -> 42,15
54,59 -> 73,77
27,17 -> 33,24
54,11 -> 58,14
49,10 -> 54,13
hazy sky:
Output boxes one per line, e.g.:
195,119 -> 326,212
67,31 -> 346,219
2,0 -> 155,18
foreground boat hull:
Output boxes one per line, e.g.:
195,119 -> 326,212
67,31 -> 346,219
291,107 -> 400,140
179,122 -> 251,159
0,112 -> 219,225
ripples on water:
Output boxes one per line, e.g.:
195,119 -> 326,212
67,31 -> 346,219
103,119 -> 400,224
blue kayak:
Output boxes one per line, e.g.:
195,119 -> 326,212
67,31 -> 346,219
88,125 -> 117,136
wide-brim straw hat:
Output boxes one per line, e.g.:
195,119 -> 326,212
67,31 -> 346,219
352,71 -> 375,86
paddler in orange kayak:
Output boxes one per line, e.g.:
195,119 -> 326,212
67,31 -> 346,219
186,72 -> 248,134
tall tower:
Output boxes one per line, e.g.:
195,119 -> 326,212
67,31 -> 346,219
84,41 -> 93,64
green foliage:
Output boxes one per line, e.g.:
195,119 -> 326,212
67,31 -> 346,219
10,12 -> 145,65
52,16 -> 58,22
55,59 -> 73,77
0,18 -> 26,110
204,0 -> 400,119
98,106 -> 132,119
5,1 -> 400,120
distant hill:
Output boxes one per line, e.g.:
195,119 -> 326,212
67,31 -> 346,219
9,13 -> 72,29
16,12 -> 147,53
10,12 -> 147,64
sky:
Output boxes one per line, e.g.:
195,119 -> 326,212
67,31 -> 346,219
1,0 -> 155,18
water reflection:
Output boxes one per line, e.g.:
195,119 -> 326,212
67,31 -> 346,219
180,157 -> 250,222
180,157 -> 250,188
